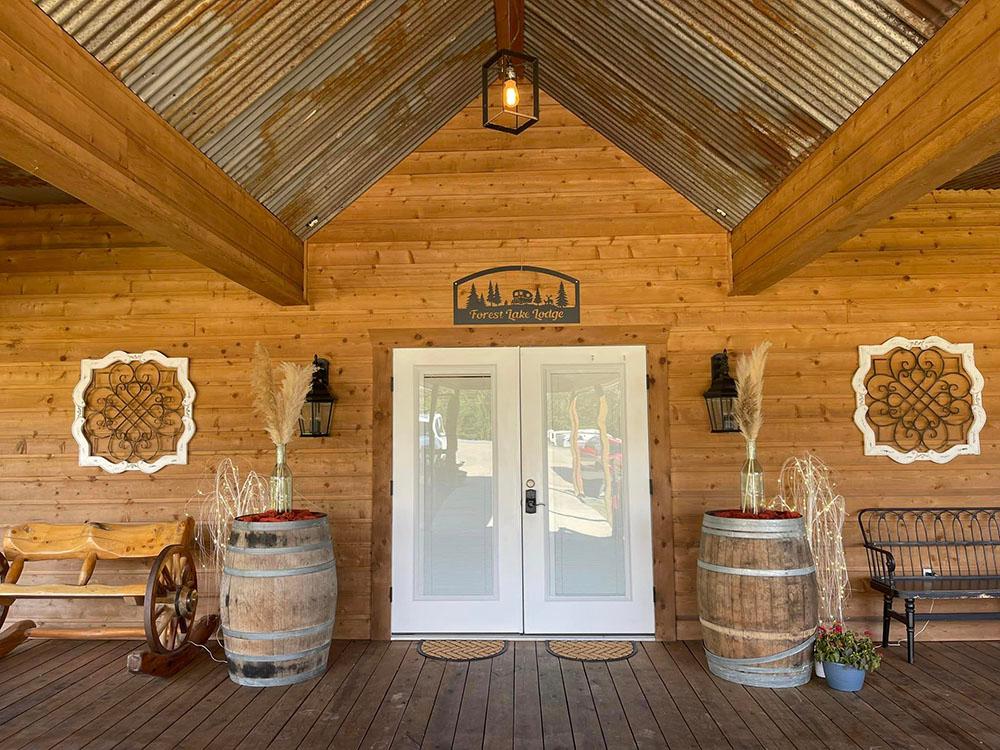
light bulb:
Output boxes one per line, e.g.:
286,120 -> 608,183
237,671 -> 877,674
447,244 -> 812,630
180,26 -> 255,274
502,78 -> 520,110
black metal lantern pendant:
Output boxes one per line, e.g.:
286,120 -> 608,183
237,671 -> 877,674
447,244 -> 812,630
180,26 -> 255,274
703,350 -> 740,433
299,356 -> 336,438
482,48 -> 539,135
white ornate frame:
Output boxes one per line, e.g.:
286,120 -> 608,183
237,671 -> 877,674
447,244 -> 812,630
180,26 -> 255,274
71,350 -> 196,474
852,336 -> 986,464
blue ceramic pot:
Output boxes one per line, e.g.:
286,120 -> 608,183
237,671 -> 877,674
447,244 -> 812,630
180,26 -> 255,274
823,662 -> 866,691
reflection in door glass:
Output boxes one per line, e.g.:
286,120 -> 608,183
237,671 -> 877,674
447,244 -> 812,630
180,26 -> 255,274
544,367 -> 629,598
416,375 -> 496,598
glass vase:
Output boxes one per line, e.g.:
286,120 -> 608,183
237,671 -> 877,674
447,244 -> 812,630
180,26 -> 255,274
740,439 -> 764,514
270,443 -> 293,513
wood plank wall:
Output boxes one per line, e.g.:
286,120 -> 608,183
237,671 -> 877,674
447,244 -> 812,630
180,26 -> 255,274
2,94 -> 999,640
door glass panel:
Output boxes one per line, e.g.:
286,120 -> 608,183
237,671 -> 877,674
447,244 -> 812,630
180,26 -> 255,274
416,375 -> 496,598
543,367 -> 629,598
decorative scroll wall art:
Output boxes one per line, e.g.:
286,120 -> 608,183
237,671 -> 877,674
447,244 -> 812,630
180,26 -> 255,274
72,350 -> 196,474
453,266 -> 580,325
852,336 -> 985,464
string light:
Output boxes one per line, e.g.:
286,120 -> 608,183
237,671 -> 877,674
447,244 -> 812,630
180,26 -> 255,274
772,455 -> 850,626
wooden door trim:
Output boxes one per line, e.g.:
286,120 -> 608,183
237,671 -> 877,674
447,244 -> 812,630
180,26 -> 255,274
369,325 -> 676,641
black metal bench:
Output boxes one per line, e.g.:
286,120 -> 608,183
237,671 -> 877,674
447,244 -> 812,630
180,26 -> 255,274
859,508 -> 1000,663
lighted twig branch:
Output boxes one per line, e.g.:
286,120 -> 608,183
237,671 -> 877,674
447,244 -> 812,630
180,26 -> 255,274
774,455 -> 850,626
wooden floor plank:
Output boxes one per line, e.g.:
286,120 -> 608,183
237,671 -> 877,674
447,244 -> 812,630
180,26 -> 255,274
623,646 -> 697,750
846,667 -> 965,750
664,642 -> 758,749
795,678 -> 909,750
293,640 -> 393,749
511,642 -> 542,750
103,653 -> 232,750
2,639 -> 998,750
641,642 -> 730,749
872,655 -> 1000,748
389,657 -> 445,749
330,640 -> 411,749
604,657 -> 665,749
682,642 -> 797,750
0,640 -> 111,716
769,683 -> 860,750
584,660 -> 637,749
916,643 -> 1000,716
59,652 -> 217,749
534,644 -> 573,750
559,657 -> 605,748
0,640 -> 137,748
419,660 -> 469,750
452,657 -> 492,748
484,644 -> 515,750
0,639 -> 77,687
358,642 -> 426,750
262,639 -> 370,750
0,640 -> 124,729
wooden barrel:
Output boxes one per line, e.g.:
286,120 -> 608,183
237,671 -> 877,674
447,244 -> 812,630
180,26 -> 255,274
697,512 -> 818,687
220,514 -> 337,687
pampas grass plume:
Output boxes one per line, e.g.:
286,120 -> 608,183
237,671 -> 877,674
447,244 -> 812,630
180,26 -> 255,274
251,342 -> 316,447
734,340 -> 771,443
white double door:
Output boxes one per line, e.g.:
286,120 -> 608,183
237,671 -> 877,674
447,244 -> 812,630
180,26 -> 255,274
392,346 -> 654,635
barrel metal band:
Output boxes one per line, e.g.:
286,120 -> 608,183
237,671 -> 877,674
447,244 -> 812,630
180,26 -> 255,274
222,619 -> 335,641
704,635 -> 816,669
233,517 -> 327,531
697,560 -> 816,577
230,661 -> 329,687
223,559 -> 336,578
225,641 -> 331,662
225,541 -> 333,556
701,527 -> 800,540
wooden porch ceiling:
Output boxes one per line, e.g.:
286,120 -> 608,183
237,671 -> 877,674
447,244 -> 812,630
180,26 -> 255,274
2,637 -> 999,748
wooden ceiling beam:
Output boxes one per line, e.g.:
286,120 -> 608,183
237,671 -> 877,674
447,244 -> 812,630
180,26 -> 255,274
494,0 -> 525,52
0,0 -> 305,305
730,0 -> 1000,295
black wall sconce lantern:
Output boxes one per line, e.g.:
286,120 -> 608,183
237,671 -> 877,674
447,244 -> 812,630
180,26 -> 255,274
482,48 -> 539,135
703,350 -> 740,433
299,356 -> 337,438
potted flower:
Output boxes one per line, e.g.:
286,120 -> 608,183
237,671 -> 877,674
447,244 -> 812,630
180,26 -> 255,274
815,623 -> 881,691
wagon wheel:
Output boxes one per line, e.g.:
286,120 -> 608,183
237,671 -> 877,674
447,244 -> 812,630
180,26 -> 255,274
144,545 -> 198,654
0,555 -> 8,631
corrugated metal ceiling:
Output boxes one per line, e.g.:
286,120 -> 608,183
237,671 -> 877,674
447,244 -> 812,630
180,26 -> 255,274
525,0 -> 967,228
35,0 -> 495,237
0,159 -> 79,207
940,151 -> 1000,190
33,0 -> 968,234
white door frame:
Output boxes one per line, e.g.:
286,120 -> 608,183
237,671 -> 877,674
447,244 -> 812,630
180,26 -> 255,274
392,344 -> 673,638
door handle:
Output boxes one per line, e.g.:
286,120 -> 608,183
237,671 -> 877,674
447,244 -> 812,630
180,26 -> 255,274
525,488 -> 545,514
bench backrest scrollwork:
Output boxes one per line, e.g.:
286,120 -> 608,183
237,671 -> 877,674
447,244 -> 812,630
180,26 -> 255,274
858,508 -> 1000,580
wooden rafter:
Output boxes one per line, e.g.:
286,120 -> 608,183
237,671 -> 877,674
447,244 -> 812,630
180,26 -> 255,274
730,0 -> 1000,295
0,0 -> 305,305
494,0 -> 525,51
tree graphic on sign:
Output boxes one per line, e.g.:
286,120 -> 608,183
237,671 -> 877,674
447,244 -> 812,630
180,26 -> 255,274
556,282 -> 569,307
466,283 -> 481,310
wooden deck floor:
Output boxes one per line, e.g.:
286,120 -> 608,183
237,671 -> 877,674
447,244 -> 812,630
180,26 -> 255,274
1,638 -> 998,749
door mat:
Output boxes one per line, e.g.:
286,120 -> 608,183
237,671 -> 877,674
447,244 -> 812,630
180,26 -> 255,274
546,640 -> 637,662
417,640 -> 508,661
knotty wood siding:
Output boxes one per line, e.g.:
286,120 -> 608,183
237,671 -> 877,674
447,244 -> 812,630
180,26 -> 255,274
2,95 -> 999,639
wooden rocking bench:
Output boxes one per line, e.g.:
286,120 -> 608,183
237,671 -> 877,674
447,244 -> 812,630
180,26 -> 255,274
0,519 -> 200,658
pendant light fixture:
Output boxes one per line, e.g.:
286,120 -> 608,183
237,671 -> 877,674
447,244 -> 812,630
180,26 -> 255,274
483,0 -> 538,134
